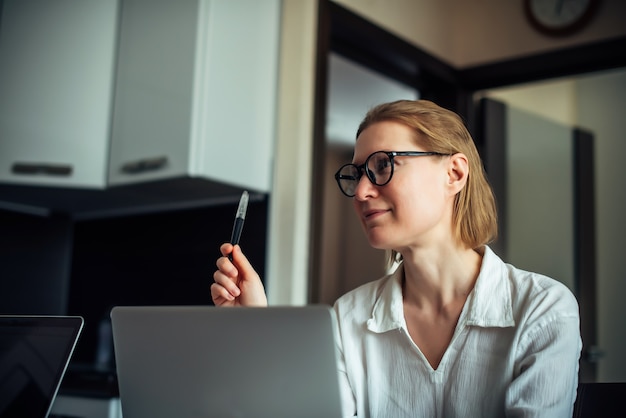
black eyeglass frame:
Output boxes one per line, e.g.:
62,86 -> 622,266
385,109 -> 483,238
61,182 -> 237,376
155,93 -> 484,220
334,150 -> 449,197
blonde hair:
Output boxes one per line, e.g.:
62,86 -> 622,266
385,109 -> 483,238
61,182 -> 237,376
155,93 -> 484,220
356,100 -> 498,268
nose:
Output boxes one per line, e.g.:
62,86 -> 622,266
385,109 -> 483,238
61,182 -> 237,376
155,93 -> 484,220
353,173 -> 377,201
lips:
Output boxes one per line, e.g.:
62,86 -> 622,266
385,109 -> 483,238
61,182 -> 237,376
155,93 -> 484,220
363,208 -> 389,221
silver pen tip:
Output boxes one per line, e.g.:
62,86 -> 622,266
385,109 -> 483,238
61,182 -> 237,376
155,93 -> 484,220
236,191 -> 249,219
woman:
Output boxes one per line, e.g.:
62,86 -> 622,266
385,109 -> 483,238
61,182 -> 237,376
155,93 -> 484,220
212,100 -> 582,417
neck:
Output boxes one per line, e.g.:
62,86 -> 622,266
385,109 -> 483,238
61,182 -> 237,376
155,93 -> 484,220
400,245 -> 482,312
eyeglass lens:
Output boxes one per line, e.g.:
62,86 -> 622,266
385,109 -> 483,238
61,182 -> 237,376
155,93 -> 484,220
336,151 -> 393,197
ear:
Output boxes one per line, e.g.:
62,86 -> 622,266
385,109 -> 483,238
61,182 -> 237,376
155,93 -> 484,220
446,153 -> 469,196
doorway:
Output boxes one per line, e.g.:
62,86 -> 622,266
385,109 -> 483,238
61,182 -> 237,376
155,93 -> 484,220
317,52 -> 419,305
309,0 -> 461,305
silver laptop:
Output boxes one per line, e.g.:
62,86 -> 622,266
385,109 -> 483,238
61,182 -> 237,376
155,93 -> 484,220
0,315 -> 84,418
110,305 -> 343,418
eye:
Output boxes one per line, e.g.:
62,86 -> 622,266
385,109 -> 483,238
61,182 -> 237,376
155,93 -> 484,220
371,154 -> 392,175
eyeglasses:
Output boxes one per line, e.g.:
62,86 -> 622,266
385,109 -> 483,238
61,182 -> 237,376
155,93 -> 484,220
334,150 -> 449,197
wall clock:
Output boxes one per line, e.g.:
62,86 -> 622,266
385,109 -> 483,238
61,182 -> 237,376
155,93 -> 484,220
524,0 -> 600,36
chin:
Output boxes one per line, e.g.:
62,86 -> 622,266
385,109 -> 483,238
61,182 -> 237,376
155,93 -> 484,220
365,232 -> 392,250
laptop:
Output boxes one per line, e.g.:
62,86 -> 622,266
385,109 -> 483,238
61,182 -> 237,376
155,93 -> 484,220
110,305 -> 343,418
0,315 -> 84,418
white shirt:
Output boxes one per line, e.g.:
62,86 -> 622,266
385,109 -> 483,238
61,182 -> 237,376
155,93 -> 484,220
332,246 -> 582,418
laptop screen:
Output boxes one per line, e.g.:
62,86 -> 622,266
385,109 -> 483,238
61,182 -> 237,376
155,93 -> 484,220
0,316 -> 83,418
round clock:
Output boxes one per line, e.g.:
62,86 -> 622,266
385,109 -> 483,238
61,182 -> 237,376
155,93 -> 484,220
524,0 -> 600,36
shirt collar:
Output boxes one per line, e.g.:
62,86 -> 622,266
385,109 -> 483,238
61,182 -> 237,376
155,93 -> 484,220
464,246 -> 515,327
367,264 -> 406,333
366,246 -> 515,334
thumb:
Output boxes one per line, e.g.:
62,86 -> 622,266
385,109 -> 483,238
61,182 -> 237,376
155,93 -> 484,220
230,245 -> 256,281
229,245 -> 267,307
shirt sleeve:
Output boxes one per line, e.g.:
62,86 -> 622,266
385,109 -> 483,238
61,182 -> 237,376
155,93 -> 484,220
505,292 -> 582,418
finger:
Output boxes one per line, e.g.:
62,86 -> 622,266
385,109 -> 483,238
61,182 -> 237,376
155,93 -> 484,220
213,269 -> 241,297
216,254 -> 238,278
220,242 -> 234,258
210,282 -> 235,305
230,245 -> 256,277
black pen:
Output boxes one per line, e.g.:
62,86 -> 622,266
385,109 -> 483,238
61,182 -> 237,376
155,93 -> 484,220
229,190 -> 249,260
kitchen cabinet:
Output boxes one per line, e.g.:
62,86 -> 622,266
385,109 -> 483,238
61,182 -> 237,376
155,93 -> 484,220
0,0 -> 118,188
0,0 -> 279,192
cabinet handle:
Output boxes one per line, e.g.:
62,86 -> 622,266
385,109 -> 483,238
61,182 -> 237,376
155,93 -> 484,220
12,162 -> 73,176
120,156 -> 168,174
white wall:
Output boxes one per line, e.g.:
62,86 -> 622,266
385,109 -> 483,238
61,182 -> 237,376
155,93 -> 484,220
480,79 -> 578,126
266,0 -> 319,305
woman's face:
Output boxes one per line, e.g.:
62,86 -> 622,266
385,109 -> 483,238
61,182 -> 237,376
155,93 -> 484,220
351,120 -> 454,252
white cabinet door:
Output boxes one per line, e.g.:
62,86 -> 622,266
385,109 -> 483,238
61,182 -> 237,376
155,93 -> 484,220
0,0 -> 119,188
188,0 -> 280,193
107,0 -> 199,186
0,0 -> 279,192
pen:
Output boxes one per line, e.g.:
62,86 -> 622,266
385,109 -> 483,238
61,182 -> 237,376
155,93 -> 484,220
229,190 -> 249,260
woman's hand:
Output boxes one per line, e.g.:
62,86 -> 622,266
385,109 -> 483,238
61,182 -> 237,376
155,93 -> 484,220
211,243 -> 268,307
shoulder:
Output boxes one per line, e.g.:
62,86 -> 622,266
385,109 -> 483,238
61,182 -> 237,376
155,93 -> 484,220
508,264 -> 578,311
504,263 -> 582,367
478,246 -> 579,324
334,274 -> 391,314
502,261 -> 580,328
332,266 -> 404,328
